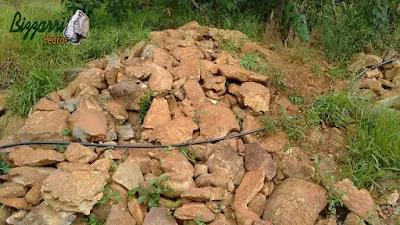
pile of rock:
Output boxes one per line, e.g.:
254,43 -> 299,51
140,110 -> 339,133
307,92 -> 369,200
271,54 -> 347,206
0,22 -> 396,225
350,52 -> 400,102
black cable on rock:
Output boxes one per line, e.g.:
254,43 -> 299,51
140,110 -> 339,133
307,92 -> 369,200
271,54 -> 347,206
0,127 -> 267,150
352,57 -> 400,81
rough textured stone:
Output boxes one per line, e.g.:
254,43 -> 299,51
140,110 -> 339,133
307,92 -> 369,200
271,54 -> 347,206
385,67 -> 400,80
263,178 -> 327,225
199,104 -> 240,139
172,55 -> 201,81
9,167 -> 56,187
244,143 -> 277,181
334,179 -> 380,225
17,110 -> 70,142
343,212 -> 366,225
0,198 -> 28,209
104,204 -> 137,225
170,47 -> 203,61
32,98 -> 59,111
219,65 -> 267,84
150,117 -> 198,144
116,124 -> 135,141
64,143 -> 97,163
193,164 -> 208,178
181,187 -> 228,201
239,82 -> 270,112
174,203 -> 215,222
109,80 -> 149,111
41,171 -> 107,215
206,150 -> 245,185
25,182 -> 43,205
112,163 -> 144,190
0,182 -> 26,198
68,96 -> 108,142
143,207 -> 178,225
161,172 -> 197,198
160,152 -> 194,174
142,98 -> 171,129
248,193 -> 267,217
233,170 -> 265,225
184,79 -> 207,109
103,100 -> 128,124
15,202 -> 74,225
128,199 -> 147,225
125,65 -> 152,80
195,169 -> 231,190
9,146 -> 65,166
149,65 -> 173,92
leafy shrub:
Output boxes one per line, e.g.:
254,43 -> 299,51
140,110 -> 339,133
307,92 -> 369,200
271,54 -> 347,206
128,176 -> 171,209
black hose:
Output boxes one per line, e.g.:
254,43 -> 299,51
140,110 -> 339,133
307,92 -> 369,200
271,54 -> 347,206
0,127 -> 267,150
352,57 -> 400,81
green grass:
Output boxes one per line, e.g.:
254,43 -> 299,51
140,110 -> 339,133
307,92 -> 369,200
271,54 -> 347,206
346,108 -> 400,190
0,161 -> 10,175
138,91 -> 155,125
310,91 -> 400,190
6,68 -> 65,116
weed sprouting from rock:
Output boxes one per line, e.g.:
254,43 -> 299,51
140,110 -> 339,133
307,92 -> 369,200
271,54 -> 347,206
128,176 -> 171,209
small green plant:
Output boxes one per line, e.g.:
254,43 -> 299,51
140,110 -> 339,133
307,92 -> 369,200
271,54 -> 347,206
311,64 -> 321,77
219,40 -> 239,54
128,176 -> 171,209
278,107 -> 305,140
288,92 -> 304,108
87,214 -> 102,225
0,161 -> 10,175
190,110 -> 208,125
179,147 -> 199,164
240,53 -> 260,71
109,160 -> 118,172
61,128 -> 71,136
161,145 -> 173,156
56,145 -> 68,153
138,91 -> 155,125
98,184 -> 122,205
194,216 -> 206,225
327,187 -> 346,215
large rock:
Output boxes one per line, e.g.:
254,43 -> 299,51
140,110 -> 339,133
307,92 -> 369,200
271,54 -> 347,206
128,198 -> 147,225
150,117 -> 198,144
125,65 -> 152,80
161,172 -> 197,198
148,65 -> 173,92
9,167 -> 56,187
348,53 -> 383,73
15,202 -> 74,225
103,100 -> 128,124
334,179 -> 380,225
244,143 -> 277,181
205,150 -> 245,185
9,146 -> 65,166
174,203 -> 215,222
199,104 -> 240,139
385,67 -> 400,80
104,204 -> 137,225
172,55 -> 201,81
112,162 -> 144,190
64,143 -> 97,163
41,170 -> 107,215
183,79 -> 207,109
239,82 -> 270,112
143,207 -> 178,225
195,169 -> 231,190
263,178 -> 327,225
0,182 -> 26,198
181,187 -> 228,201
109,80 -> 149,111
219,65 -> 268,84
17,110 -> 70,142
160,152 -> 194,174
142,98 -> 171,129
68,96 -> 108,142
233,170 -> 265,225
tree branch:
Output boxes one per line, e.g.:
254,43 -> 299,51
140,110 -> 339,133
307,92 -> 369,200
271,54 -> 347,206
190,0 -> 211,26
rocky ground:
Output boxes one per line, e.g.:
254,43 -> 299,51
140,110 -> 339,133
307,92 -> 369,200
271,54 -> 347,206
0,21 -> 399,225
